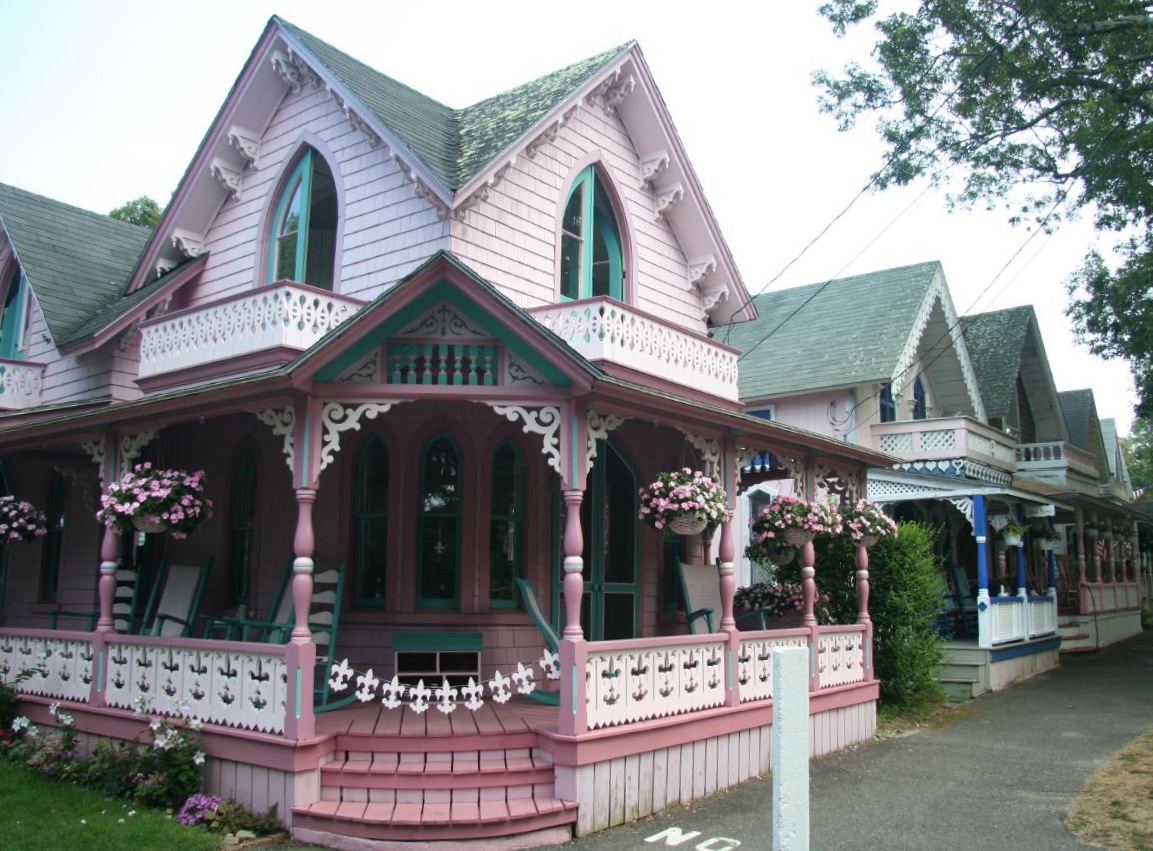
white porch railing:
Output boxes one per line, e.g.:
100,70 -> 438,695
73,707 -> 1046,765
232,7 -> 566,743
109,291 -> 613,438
138,282 -> 364,379
816,626 -> 868,689
736,630 -> 810,703
0,358 -> 44,410
528,298 -> 740,402
1082,582 -> 1142,615
1015,440 -> 1099,478
870,417 -> 1017,473
1,629 -> 312,738
984,595 -> 1057,646
583,634 -> 728,731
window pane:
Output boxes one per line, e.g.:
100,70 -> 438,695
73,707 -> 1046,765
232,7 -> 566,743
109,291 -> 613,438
592,227 -> 611,297
602,592 -> 635,641
561,233 -> 581,300
420,437 -> 460,605
275,231 -> 298,282
305,156 -> 337,291
592,180 -> 622,298
354,438 -> 389,605
562,186 -> 583,237
489,443 -> 523,604
603,448 -> 635,585
228,451 -> 258,606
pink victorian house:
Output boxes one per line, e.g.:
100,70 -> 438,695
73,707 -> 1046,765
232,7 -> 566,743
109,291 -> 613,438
0,17 -> 890,846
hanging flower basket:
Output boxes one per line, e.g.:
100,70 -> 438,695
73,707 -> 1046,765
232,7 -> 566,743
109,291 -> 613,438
0,495 -> 47,543
841,499 -> 898,545
638,468 -> 731,535
1038,539 -> 1057,552
1001,521 -> 1026,548
97,463 -> 212,540
745,494 -> 842,564
766,546 -> 796,566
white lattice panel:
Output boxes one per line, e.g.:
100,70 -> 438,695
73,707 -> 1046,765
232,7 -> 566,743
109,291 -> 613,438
139,285 -> 363,378
879,433 -> 913,452
920,430 -> 956,451
530,300 -> 740,402
736,634 -> 810,703
585,641 -> 727,730
1028,598 -> 1056,637
105,641 -> 288,734
817,629 -> 866,689
0,634 -> 92,702
990,600 -> 1022,645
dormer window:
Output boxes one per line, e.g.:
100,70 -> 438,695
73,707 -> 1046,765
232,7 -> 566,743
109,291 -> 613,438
913,375 -> 927,420
0,264 -> 28,360
268,147 -> 337,290
560,166 -> 623,301
879,383 -> 896,423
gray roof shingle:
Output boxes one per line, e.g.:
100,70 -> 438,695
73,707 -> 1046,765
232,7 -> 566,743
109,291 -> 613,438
719,262 -> 942,400
0,183 -> 152,346
278,18 -> 630,190
960,305 -> 1033,417
1059,389 -> 1095,449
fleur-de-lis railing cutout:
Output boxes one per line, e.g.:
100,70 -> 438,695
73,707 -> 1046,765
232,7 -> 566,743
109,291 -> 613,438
380,676 -> 404,709
489,670 -> 512,704
188,653 -> 208,676
409,680 -> 431,714
219,685 -> 235,705
163,678 -> 178,697
434,678 -> 458,714
248,660 -> 270,683
355,669 -> 379,703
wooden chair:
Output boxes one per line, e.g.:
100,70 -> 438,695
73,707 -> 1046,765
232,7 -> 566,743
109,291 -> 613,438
514,576 -> 560,705
203,558 -> 294,640
947,564 -> 978,638
138,559 -> 212,637
51,566 -> 142,633
247,565 -> 349,711
678,561 -> 767,632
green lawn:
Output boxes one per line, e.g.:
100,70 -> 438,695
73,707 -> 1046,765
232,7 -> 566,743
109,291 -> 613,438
0,759 -> 220,851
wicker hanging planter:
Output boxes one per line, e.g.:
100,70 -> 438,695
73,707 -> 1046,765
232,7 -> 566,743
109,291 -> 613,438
782,528 -> 815,547
766,546 -> 796,566
133,514 -> 168,534
859,534 -> 880,548
669,515 -> 708,536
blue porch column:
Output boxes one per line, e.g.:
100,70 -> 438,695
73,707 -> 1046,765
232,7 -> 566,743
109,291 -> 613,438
1047,549 -> 1058,595
974,495 -> 992,649
1016,544 -> 1028,598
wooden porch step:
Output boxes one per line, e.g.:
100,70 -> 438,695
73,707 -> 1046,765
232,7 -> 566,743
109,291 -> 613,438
292,796 -> 577,842
321,752 -> 555,790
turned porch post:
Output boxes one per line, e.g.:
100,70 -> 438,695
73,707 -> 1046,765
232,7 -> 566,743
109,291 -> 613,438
800,539 -> 817,628
1076,512 -> 1087,585
974,495 -> 992,649
855,542 -> 871,625
95,525 -> 119,633
562,489 -> 585,639
717,518 -> 737,632
291,488 -> 316,642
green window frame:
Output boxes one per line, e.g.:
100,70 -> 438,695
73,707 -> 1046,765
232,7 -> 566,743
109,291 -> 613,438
353,435 -> 389,608
227,450 -> 258,609
267,148 -> 337,290
489,440 -> 525,608
39,470 -> 67,604
560,166 -> 624,301
418,433 -> 462,609
0,265 -> 28,360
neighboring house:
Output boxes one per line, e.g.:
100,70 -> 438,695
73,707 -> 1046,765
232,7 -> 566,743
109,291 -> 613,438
0,18 -> 893,845
723,265 -> 1145,699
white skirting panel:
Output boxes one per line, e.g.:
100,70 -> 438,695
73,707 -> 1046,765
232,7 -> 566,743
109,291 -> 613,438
205,757 -> 318,828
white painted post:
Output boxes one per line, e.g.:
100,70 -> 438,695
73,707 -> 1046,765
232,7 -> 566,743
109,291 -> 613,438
772,646 -> 809,851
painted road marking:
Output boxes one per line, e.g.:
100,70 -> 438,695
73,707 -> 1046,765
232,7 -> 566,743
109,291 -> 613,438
645,827 -> 742,850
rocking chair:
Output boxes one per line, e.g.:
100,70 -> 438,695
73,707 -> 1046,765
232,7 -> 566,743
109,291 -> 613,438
137,558 -> 212,637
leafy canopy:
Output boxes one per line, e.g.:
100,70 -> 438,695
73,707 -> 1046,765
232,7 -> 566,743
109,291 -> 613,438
1121,416 -> 1153,499
108,195 -> 163,229
815,1 -> 1153,414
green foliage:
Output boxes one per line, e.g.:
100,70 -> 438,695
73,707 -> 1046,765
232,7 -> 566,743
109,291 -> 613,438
1120,416 -> 1153,498
790,521 -> 946,708
815,1 -> 1153,414
108,196 -> 163,229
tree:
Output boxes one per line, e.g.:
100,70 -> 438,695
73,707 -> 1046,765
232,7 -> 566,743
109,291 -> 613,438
1121,416 -> 1153,499
814,1 -> 1153,414
108,196 -> 163,229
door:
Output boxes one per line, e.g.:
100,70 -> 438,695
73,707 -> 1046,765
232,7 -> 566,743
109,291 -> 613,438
555,443 -> 639,641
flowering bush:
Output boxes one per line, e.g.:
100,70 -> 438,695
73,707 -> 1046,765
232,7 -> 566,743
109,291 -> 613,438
840,499 -> 899,544
0,495 -> 47,543
178,793 -> 222,826
734,581 -> 833,624
747,495 -> 843,555
637,468 -> 732,531
97,463 -> 212,539
178,793 -> 281,834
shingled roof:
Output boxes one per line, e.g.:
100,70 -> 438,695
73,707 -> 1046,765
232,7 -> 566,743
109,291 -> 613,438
1059,389 -> 1096,450
960,305 -> 1033,417
0,183 -> 152,346
279,18 -> 630,190
719,262 -> 943,400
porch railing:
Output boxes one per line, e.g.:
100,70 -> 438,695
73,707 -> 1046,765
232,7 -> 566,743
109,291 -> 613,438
869,417 -> 1017,473
0,358 -> 45,410
1081,582 -> 1141,615
527,298 -> 741,402
137,282 -> 365,380
984,595 -> 1058,646
1015,440 -> 1099,478
0,629 -> 315,739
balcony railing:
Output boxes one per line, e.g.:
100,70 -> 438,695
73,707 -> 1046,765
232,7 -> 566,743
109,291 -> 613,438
0,358 -> 44,410
138,282 -> 365,380
870,417 -> 1017,473
1016,441 -> 1099,479
528,298 -> 740,402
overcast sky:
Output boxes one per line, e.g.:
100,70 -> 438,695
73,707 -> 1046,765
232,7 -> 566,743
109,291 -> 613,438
0,0 -> 1137,434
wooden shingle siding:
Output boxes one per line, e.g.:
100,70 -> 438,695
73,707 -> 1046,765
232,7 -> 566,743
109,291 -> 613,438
450,105 -> 705,334
188,85 -> 449,310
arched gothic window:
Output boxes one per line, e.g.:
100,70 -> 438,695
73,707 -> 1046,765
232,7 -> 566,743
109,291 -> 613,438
268,147 -> 337,290
560,166 -> 624,301
418,434 -> 461,608
353,436 -> 389,607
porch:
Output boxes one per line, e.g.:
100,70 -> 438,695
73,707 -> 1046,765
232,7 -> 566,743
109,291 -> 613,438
2,619 -> 878,843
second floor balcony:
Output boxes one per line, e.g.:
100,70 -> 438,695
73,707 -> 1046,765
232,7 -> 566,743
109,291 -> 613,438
1015,440 -> 1099,484
0,358 -> 44,410
138,282 -> 365,384
870,417 -> 1017,481
528,297 -> 740,403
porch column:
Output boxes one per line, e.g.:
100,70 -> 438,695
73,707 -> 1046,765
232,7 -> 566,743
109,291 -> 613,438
1016,543 -> 1027,598
995,545 -> 1007,594
562,489 -> 585,639
1076,512 -> 1087,585
95,525 -> 119,633
1046,549 -> 1058,595
974,495 -> 992,650
717,518 -> 737,632
290,488 -> 316,642
855,541 -> 871,625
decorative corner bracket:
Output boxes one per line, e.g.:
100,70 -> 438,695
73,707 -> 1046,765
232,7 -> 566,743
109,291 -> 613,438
654,182 -> 685,220
228,126 -> 260,166
490,404 -> 562,476
639,151 -> 671,189
587,410 -> 625,468
255,407 -> 296,473
319,402 -> 395,472
171,229 -> 206,258
210,158 -> 243,200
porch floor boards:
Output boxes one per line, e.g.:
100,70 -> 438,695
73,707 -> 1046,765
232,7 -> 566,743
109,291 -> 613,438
298,696 -> 574,843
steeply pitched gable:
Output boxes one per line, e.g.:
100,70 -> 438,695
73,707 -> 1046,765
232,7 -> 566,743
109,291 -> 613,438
0,183 -> 151,346
1059,389 -> 1095,450
961,306 -> 1031,417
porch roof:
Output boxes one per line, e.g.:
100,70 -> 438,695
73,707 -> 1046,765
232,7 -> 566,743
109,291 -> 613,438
869,467 -> 1074,510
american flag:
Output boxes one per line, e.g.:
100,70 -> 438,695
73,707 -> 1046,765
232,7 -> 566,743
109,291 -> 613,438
1097,535 -> 1108,566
